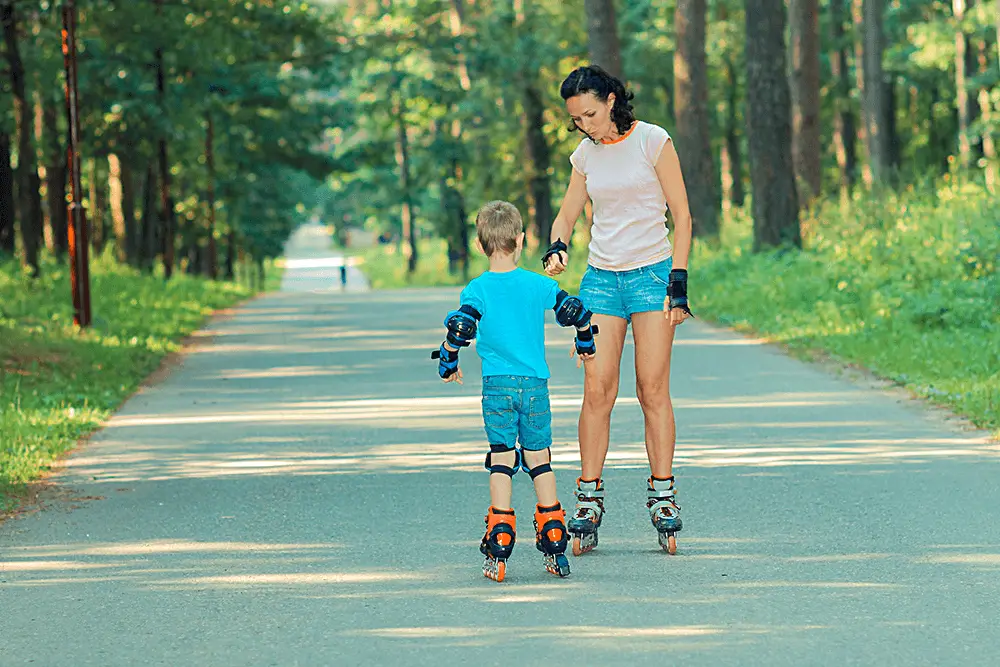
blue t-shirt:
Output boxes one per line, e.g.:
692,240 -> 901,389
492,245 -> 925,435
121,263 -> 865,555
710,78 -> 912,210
459,268 -> 562,379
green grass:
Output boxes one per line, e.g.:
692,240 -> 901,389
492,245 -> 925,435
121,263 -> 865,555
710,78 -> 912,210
357,182 -> 999,436
0,252 -> 265,513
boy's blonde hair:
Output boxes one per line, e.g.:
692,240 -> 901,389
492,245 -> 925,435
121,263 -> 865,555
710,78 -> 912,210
476,200 -> 523,257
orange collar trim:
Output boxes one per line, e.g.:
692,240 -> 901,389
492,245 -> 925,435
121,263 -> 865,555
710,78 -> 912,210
601,122 -> 638,145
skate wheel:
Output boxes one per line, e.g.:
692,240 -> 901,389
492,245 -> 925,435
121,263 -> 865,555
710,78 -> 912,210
572,536 -> 583,557
483,558 -> 506,582
571,533 -> 597,556
555,553 -> 571,577
658,533 -> 677,555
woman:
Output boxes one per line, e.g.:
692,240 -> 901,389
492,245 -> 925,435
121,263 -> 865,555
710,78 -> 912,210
544,65 -> 694,555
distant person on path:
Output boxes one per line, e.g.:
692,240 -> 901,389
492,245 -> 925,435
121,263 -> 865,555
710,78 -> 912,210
543,65 -> 695,556
432,200 -> 599,582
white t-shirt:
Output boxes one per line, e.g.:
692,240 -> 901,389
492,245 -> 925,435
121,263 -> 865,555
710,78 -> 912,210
569,120 -> 672,271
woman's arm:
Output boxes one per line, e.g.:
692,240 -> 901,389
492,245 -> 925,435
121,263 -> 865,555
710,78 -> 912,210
544,169 -> 589,275
654,140 -> 692,271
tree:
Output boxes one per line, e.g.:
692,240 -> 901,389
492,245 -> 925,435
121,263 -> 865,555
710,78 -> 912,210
2,0 -> 43,274
674,0 -> 718,237
862,0 -> 893,183
789,0 -> 821,199
0,130 -> 13,256
745,0 -> 800,250
830,0 -> 858,191
584,0 -> 624,79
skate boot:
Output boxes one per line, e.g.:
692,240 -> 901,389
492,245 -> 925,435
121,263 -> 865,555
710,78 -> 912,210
534,503 -> 571,577
647,476 -> 682,554
480,507 -> 516,582
567,478 -> 605,556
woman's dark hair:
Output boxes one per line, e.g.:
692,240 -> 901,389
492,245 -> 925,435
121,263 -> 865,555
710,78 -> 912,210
560,64 -> 636,139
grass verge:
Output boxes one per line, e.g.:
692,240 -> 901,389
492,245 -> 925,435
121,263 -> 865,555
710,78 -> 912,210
0,252 -> 265,514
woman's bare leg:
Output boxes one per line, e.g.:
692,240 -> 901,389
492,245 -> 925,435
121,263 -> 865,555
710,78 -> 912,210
578,314 -> 628,480
630,311 -> 677,479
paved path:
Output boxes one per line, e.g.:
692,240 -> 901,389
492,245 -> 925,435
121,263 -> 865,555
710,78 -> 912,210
2,225 -> 999,666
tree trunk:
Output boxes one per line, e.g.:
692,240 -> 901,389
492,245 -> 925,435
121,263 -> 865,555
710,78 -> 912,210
674,0 -> 719,237
3,0 -> 43,274
108,154 -> 128,261
584,0 -> 624,80
155,0 -> 175,278
225,227 -> 236,280
852,0 -> 873,186
523,83 -> 554,246
42,96 -> 67,256
830,0 -> 858,191
789,0 -> 822,199
977,33 -> 997,192
0,131 -> 14,256
745,0 -> 801,250
120,156 -> 137,265
140,163 -> 158,271
205,112 -> 218,279
88,158 -> 108,254
723,55 -> 745,208
955,0 -> 971,168
862,0 -> 892,184
393,85 -> 417,273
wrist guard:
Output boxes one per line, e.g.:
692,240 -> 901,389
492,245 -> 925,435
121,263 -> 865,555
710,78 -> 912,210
667,269 -> 694,317
542,238 -> 568,268
574,323 -> 599,357
430,344 -> 459,379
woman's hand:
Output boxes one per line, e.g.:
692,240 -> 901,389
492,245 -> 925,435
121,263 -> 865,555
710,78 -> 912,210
544,250 -> 569,276
664,300 -> 691,327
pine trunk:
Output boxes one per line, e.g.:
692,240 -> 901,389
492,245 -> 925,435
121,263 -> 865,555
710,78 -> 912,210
523,83 -> 553,246
862,0 -> 892,183
830,0 -> 858,190
0,131 -> 14,256
745,0 -> 801,250
584,0 -> 624,80
674,0 -> 719,237
3,0 -> 43,274
789,0 -> 822,199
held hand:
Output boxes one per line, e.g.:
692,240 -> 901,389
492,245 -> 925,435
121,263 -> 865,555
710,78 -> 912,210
569,344 -> 596,368
442,366 -> 464,385
544,251 -> 568,276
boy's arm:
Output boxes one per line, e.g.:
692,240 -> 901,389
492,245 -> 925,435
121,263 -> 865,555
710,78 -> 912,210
431,288 -> 484,382
548,282 -> 598,358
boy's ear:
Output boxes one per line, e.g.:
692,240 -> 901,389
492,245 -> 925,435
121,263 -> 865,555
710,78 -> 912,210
474,238 -> 485,254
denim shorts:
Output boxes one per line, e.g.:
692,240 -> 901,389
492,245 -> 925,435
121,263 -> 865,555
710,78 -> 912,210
579,257 -> 673,322
481,375 -> 551,451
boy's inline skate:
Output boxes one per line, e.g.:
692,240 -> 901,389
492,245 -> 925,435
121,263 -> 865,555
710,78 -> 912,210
534,503 -> 571,577
567,478 -> 605,556
647,476 -> 682,554
480,506 -> 516,582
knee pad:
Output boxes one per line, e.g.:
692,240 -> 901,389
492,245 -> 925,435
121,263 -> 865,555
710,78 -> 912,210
526,448 -> 553,479
485,444 -> 520,477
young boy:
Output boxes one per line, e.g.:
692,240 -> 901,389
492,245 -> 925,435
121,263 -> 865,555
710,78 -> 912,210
431,200 -> 599,582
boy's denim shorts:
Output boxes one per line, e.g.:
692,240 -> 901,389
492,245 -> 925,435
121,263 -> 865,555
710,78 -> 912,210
482,375 -> 551,451
579,257 -> 673,323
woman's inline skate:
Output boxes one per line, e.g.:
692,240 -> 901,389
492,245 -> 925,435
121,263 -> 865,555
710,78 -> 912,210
647,476 -> 682,554
480,506 -> 516,582
567,478 -> 605,556
534,503 -> 571,577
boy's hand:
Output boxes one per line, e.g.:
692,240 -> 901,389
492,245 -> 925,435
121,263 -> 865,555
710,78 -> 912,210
572,346 -> 596,369
543,239 -> 569,276
442,367 -> 463,384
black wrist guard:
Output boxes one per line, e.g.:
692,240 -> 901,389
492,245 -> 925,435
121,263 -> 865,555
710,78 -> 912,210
542,238 -> 568,268
667,268 -> 694,317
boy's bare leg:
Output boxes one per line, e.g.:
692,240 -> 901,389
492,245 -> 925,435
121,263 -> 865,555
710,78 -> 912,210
522,449 -> 558,507
489,451 -> 516,509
